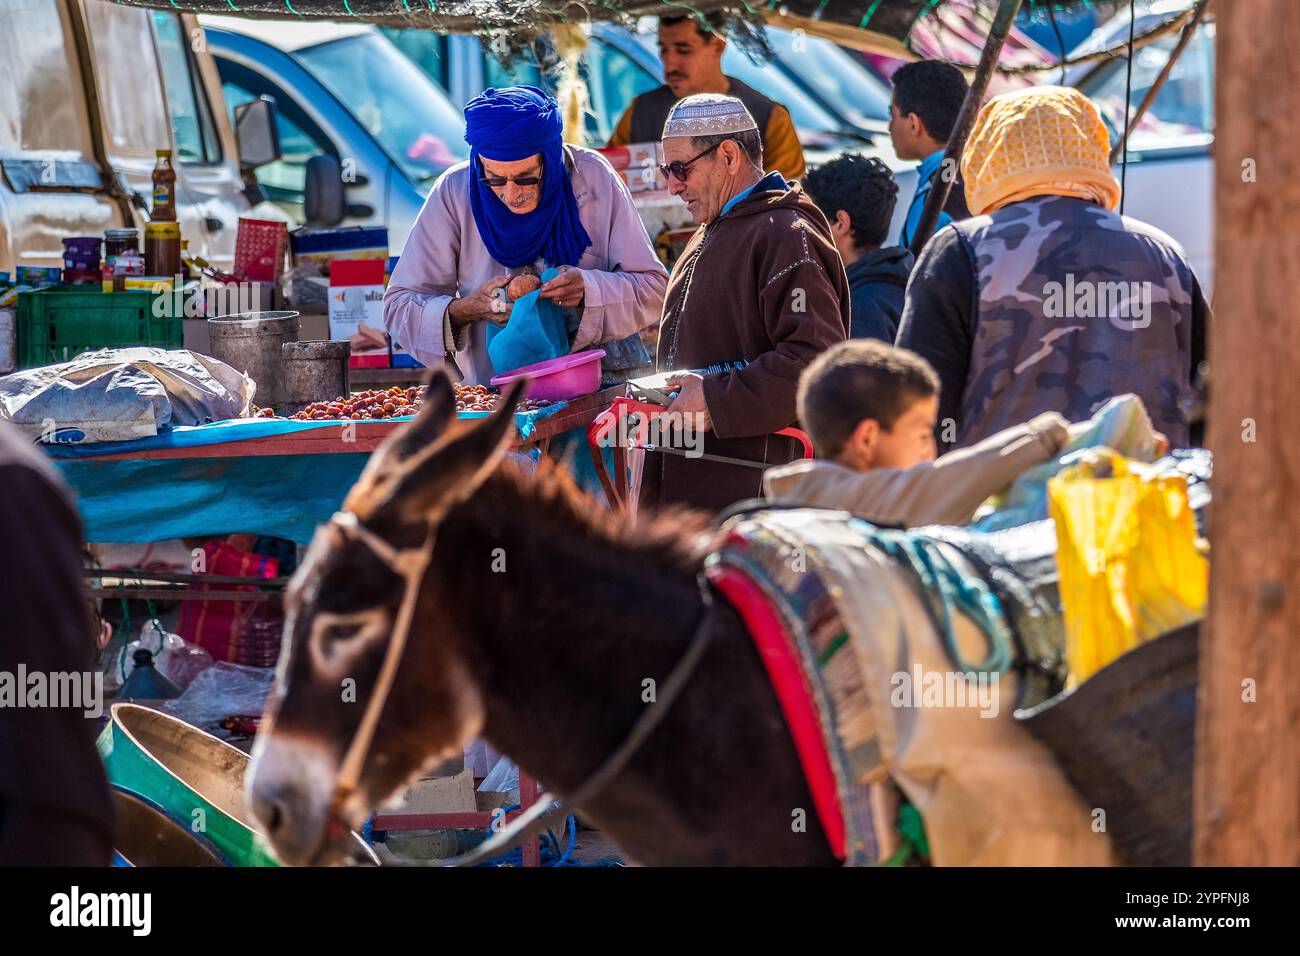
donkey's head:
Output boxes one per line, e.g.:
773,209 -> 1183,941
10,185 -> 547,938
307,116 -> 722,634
248,370 -> 525,865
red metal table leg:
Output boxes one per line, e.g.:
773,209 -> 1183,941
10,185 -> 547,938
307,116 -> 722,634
519,770 -> 541,867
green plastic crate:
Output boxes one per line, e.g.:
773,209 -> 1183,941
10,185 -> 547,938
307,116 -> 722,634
16,288 -> 181,368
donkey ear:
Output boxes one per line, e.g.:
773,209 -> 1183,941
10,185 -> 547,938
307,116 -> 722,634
341,369 -> 460,518
378,379 -> 527,525
392,368 -> 457,460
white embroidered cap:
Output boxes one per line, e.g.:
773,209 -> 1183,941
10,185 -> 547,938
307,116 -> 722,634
662,94 -> 758,139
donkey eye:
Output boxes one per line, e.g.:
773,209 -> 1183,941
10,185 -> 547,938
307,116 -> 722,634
307,609 -> 390,674
321,622 -> 362,644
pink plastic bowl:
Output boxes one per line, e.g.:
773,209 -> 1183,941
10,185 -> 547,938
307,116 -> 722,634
490,348 -> 606,403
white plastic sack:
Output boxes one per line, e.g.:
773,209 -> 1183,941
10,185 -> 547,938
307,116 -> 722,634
0,347 -> 253,444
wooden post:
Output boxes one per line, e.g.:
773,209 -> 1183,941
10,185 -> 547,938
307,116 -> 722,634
908,0 -> 1024,257
1196,0 -> 1300,866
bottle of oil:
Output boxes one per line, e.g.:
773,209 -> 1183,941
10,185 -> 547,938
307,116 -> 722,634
151,148 -> 177,222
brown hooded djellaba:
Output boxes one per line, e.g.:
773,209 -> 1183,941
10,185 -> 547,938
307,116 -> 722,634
642,179 -> 850,514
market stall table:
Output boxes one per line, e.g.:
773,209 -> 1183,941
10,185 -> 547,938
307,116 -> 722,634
45,385 -> 625,544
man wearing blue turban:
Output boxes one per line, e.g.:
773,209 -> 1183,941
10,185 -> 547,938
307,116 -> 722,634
385,86 -> 668,383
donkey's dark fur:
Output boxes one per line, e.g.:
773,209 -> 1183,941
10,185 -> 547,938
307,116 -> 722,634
251,372 -> 835,866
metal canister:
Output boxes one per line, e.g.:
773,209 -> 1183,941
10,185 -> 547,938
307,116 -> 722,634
0,308 -> 16,375
281,340 -> 351,416
206,311 -> 300,408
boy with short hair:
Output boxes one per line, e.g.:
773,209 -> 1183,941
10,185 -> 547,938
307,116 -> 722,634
889,60 -> 973,249
763,340 -> 1071,526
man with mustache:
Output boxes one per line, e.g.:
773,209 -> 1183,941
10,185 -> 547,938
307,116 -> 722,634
608,14 -> 806,180
640,95 -> 849,513
386,86 -> 667,383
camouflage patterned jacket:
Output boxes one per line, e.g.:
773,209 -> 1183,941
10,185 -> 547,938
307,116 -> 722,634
896,195 -> 1208,449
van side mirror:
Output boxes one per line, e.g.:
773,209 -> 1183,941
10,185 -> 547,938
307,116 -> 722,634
235,96 -> 282,169
304,154 -> 346,227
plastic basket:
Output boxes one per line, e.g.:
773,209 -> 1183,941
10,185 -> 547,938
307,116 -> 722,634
16,288 -> 179,368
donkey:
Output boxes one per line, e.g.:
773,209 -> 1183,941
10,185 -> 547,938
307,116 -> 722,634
248,370 -> 836,866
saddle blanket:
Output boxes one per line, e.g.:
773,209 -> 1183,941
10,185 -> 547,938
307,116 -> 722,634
707,508 -> 1115,867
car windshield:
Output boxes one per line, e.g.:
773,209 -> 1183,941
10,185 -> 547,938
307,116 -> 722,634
765,31 -> 892,126
1079,21 -> 1215,151
295,33 -> 468,186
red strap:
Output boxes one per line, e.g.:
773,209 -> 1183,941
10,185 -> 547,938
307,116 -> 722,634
706,564 -> 846,859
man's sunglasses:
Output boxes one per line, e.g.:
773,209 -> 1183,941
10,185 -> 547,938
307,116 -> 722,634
480,160 -> 543,189
658,141 -> 723,183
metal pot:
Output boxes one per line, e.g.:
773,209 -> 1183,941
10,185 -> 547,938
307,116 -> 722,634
282,340 -> 350,416
206,311 -> 300,409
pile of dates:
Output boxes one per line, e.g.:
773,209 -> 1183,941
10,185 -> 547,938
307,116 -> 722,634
283,384 -> 551,421
291,386 -> 420,421
457,383 -> 552,414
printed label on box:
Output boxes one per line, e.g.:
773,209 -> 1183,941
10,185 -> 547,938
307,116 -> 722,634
329,259 -> 387,365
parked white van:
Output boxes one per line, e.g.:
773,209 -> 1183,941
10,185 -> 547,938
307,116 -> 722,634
0,0 -> 277,273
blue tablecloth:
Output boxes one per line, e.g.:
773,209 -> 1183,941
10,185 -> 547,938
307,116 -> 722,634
46,405 -> 565,543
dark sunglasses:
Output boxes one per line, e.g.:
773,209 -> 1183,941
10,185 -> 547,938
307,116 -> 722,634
658,141 -> 723,183
480,159 -> 544,189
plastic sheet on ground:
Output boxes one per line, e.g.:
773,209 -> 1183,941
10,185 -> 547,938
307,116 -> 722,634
161,661 -> 276,734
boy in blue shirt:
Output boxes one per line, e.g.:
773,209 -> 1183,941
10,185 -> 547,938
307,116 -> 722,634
889,60 -> 972,249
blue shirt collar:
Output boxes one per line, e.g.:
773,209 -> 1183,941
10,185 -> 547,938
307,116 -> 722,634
720,171 -> 787,218
917,148 -> 946,184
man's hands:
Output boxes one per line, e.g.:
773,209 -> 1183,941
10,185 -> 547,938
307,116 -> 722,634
449,267 -> 585,329
539,266 -> 586,310
447,275 -> 511,329
663,372 -> 712,432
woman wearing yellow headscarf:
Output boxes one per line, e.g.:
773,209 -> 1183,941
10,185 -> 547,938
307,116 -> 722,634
896,86 -> 1208,453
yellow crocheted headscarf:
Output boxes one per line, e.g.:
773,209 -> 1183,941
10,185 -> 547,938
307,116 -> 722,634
961,86 -> 1121,216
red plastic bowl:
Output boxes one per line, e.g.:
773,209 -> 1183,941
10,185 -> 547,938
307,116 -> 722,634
490,348 -> 606,402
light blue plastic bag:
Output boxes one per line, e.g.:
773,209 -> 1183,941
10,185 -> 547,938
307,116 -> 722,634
972,394 -> 1159,532
487,267 -> 570,375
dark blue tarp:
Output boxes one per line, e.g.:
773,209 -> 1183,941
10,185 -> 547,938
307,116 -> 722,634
45,405 -> 565,543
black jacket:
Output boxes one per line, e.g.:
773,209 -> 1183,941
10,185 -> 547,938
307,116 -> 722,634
845,246 -> 914,342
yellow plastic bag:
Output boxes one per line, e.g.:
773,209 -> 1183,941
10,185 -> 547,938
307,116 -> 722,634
1049,450 -> 1208,686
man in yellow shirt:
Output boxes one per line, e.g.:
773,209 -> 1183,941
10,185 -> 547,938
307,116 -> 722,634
608,14 -> 806,180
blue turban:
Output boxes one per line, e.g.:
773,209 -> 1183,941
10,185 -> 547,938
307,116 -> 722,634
463,86 -> 592,269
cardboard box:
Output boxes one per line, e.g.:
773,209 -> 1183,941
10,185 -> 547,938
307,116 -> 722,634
291,225 -> 389,277
297,309 -> 330,342
598,142 -> 661,169
234,218 -> 288,283
386,764 -> 477,815
329,259 -> 388,368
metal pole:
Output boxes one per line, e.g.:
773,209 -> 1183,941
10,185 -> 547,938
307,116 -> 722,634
1108,0 -> 1212,166
908,0 -> 1024,259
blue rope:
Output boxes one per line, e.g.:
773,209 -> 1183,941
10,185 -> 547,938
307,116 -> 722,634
469,803 -> 619,867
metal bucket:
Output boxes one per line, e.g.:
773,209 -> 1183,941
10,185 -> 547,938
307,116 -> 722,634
0,308 -> 16,375
207,311 -> 300,409
282,340 -> 350,415
111,786 -> 229,866
99,703 -> 378,867
1015,624 -> 1198,865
